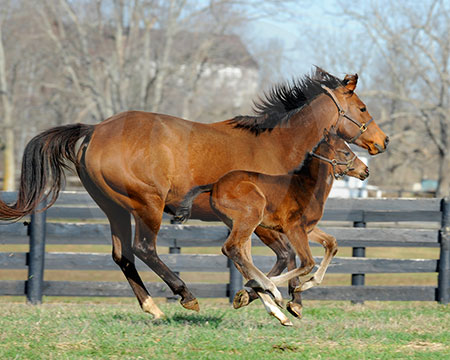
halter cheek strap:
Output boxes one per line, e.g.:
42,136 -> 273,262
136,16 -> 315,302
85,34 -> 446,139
320,84 -> 373,143
309,151 -> 357,180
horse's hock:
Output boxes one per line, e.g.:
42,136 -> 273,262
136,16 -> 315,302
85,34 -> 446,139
0,192 -> 448,305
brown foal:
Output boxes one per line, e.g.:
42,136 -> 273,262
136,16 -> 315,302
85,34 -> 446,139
175,129 -> 369,325
0,68 -> 386,319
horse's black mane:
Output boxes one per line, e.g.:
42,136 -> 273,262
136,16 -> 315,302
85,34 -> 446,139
229,67 -> 346,135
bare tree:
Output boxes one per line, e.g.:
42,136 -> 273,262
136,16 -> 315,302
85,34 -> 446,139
0,0 -> 295,187
0,2 -> 15,190
346,0 -> 450,196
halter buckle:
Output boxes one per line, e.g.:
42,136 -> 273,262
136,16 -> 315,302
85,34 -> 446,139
360,124 -> 368,133
331,159 -> 338,166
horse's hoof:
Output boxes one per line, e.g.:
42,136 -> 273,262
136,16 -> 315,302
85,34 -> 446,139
280,318 -> 294,327
286,301 -> 303,319
181,298 -> 200,312
233,289 -> 250,309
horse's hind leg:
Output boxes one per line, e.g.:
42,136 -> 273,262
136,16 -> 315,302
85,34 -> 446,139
133,201 -> 199,312
78,172 -> 164,319
108,206 -> 165,319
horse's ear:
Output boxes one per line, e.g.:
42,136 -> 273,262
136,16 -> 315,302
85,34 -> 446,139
343,73 -> 358,92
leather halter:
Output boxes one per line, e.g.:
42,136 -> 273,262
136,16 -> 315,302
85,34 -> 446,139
321,85 -> 373,143
309,150 -> 357,180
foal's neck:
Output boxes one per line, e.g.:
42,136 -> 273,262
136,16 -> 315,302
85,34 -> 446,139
293,144 -> 335,205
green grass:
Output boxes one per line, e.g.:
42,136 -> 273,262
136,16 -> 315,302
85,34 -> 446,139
0,300 -> 448,359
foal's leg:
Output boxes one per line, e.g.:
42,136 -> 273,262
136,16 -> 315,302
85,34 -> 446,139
269,225 -> 316,286
233,228 -> 303,317
212,183 -> 283,306
133,199 -> 199,312
222,226 -> 283,306
256,291 -> 293,327
295,228 -> 338,293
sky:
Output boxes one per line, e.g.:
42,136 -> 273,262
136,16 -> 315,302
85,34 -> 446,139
247,0 -> 364,79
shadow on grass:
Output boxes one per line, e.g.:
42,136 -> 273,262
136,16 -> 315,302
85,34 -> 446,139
161,313 -> 225,328
98,311 -> 225,328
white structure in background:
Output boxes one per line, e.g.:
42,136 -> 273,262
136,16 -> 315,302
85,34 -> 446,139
329,144 -> 381,198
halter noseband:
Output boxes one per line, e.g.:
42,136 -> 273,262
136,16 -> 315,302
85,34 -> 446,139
321,84 -> 373,143
309,150 -> 357,180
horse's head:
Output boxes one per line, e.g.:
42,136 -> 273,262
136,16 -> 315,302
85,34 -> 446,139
321,128 -> 369,180
323,74 -> 389,155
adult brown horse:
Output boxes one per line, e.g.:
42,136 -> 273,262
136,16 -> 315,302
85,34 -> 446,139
0,68 -> 388,319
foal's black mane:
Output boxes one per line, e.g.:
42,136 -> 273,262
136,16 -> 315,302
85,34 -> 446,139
229,67 -> 346,135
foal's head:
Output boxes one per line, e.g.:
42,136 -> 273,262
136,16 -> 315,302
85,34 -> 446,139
316,128 -> 369,180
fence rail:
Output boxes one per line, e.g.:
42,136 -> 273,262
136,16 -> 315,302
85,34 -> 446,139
0,191 -> 449,304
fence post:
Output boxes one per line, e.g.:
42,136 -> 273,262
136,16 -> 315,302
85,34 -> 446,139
228,259 -> 243,303
352,220 -> 366,304
438,197 -> 449,304
26,200 -> 47,305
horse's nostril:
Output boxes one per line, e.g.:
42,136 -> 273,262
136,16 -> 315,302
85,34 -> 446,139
384,136 -> 390,147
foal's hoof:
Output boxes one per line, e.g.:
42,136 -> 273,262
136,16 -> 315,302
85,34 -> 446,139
286,301 -> 303,319
233,289 -> 250,309
280,318 -> 294,327
181,298 -> 200,312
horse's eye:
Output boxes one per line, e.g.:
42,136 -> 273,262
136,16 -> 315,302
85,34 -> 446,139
345,151 -> 350,156
360,107 -> 366,112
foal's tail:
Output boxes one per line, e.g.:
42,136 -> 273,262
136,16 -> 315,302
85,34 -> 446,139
0,123 -> 94,221
173,184 -> 214,223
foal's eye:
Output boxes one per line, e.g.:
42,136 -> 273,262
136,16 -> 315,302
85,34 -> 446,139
360,107 -> 366,112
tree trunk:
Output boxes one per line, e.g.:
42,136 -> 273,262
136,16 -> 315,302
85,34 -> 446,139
0,14 -> 15,190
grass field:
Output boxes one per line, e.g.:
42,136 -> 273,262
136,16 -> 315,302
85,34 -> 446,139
0,299 -> 448,359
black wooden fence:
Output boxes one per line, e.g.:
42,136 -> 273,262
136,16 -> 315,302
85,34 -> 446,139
0,191 -> 449,304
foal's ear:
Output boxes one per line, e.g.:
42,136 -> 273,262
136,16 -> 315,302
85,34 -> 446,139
343,73 -> 358,92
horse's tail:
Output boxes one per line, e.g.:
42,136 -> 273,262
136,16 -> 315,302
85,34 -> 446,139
0,123 -> 94,221
173,184 -> 214,223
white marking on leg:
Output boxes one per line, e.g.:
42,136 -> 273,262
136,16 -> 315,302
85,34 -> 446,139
257,291 -> 292,326
142,297 -> 165,319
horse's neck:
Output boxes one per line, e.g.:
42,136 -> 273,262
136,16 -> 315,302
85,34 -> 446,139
272,95 -> 338,167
